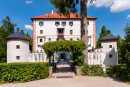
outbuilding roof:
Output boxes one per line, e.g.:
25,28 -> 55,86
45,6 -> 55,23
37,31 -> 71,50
31,13 -> 97,21
6,28 -> 30,42
100,34 -> 118,41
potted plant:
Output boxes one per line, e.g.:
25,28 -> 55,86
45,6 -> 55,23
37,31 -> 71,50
63,23 -> 65,26
70,23 -> 73,26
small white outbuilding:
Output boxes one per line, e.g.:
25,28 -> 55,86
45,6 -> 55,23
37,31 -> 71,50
6,28 -> 30,63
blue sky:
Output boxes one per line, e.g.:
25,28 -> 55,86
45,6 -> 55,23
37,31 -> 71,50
0,0 -> 130,40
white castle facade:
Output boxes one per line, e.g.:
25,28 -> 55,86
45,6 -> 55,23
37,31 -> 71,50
6,11 -> 118,67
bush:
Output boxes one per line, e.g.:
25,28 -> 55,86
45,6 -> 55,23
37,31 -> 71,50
82,63 -> 106,76
75,53 -> 85,66
106,64 -> 130,78
0,62 -> 49,83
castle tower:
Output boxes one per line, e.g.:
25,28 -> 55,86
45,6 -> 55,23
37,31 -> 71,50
100,32 -> 118,66
6,28 -> 30,63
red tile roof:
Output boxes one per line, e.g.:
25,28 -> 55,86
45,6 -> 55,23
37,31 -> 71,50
31,13 -> 97,20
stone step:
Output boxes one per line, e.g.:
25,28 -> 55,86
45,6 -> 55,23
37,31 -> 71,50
56,76 -> 74,79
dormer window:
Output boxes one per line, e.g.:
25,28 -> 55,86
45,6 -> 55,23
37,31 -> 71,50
45,13 -> 48,17
62,22 -> 66,26
39,22 -> 43,26
69,22 -> 73,26
55,22 -> 60,26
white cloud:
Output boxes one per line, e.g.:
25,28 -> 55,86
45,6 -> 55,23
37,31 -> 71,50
25,1 -> 33,4
88,0 -> 130,13
110,0 -> 130,13
127,15 -> 130,18
88,0 -> 114,8
25,25 -> 33,30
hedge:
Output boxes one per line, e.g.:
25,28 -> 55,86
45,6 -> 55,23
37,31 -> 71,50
106,64 -> 130,80
0,62 -> 49,83
82,63 -> 106,76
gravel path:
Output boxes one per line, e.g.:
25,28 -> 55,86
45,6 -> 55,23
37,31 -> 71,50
1,76 -> 130,87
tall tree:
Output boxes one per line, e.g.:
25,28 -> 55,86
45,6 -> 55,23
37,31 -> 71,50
122,23 -> 130,65
50,0 -> 96,63
96,26 -> 109,48
117,35 -> 123,64
0,27 -> 9,62
25,31 -> 33,51
1,16 -> 16,34
0,16 -> 16,63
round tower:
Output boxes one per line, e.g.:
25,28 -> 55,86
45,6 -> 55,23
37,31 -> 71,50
6,28 -> 30,63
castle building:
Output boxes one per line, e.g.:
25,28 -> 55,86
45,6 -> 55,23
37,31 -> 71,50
31,11 -> 97,52
6,28 -> 30,63
6,11 -> 118,67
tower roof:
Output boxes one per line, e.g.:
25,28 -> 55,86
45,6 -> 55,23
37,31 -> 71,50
100,34 -> 118,41
6,29 -> 30,42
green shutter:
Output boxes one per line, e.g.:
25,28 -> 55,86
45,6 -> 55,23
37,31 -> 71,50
58,22 -> 60,25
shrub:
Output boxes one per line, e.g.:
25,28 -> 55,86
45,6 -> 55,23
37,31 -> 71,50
75,53 -> 85,66
82,63 -> 106,76
0,62 -> 49,83
106,64 -> 129,78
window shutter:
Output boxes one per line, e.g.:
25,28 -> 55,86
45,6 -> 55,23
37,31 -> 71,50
55,22 -> 56,25
65,22 -> 66,25
58,22 -> 60,25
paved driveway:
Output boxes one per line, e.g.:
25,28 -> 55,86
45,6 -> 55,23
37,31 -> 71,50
1,76 -> 130,87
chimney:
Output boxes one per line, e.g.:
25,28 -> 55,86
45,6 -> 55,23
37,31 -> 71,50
52,9 -> 53,15
107,30 -> 110,34
17,28 -> 19,32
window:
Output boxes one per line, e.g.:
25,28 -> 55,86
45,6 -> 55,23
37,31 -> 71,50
55,22 -> 60,26
62,22 -> 66,26
109,45 -> 112,48
45,13 -> 48,17
69,22 -> 73,26
87,22 -> 89,25
109,54 -> 113,58
39,22 -> 43,26
16,56 -> 20,60
57,29 -> 64,34
40,39 -> 43,42
40,30 -> 43,34
70,38 -> 73,40
16,45 -> 20,49
70,30 -> 73,34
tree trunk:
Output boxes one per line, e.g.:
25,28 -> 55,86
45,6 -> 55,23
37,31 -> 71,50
80,0 -> 88,63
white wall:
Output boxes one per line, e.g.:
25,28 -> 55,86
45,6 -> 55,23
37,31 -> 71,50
7,40 -> 30,63
88,40 -> 118,67
34,20 -> 95,51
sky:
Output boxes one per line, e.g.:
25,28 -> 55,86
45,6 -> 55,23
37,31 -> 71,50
0,0 -> 130,40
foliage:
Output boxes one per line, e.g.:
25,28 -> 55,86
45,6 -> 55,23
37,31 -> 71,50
42,40 -> 87,65
106,65 -> 128,77
50,0 -> 96,15
117,35 -> 123,63
0,62 -> 49,83
96,25 -> 111,48
24,31 -> 33,51
1,16 -> 16,34
0,16 -> 16,63
82,63 -> 106,76
0,27 -> 9,62
75,53 -> 85,66
106,64 -> 130,82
